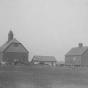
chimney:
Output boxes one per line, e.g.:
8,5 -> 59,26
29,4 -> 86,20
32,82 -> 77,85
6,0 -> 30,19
78,43 -> 83,48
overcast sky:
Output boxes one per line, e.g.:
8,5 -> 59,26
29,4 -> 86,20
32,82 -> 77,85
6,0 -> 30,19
0,0 -> 88,61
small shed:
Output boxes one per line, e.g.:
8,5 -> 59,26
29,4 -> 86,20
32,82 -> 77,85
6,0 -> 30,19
31,55 -> 57,66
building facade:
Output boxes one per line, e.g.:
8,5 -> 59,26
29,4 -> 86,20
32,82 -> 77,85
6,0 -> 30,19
0,30 -> 29,63
65,43 -> 88,66
31,55 -> 57,66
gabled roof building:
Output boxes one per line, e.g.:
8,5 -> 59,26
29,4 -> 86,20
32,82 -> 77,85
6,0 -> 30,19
0,30 -> 29,63
32,55 -> 57,66
65,43 -> 88,66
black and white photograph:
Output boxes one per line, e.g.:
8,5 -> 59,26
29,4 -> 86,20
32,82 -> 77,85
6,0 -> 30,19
0,0 -> 88,88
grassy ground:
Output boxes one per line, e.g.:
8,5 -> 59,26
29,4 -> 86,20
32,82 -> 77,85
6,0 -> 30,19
0,66 -> 88,88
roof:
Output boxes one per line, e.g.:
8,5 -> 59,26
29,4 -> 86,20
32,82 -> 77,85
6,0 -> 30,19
32,55 -> 57,62
0,38 -> 28,53
65,46 -> 88,56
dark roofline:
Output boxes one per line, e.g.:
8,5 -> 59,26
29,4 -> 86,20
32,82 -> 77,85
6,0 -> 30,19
32,55 -> 57,62
33,55 -> 56,59
20,43 -> 29,53
65,55 -> 81,56
3,43 -> 12,52
65,46 -> 88,56
2,42 -> 29,53
82,48 -> 88,56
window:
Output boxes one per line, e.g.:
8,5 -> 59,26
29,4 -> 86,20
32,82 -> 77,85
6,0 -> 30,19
14,43 -> 19,47
73,57 -> 76,60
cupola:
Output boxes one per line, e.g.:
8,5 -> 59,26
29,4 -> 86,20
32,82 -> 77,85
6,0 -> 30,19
8,30 -> 14,42
78,43 -> 83,48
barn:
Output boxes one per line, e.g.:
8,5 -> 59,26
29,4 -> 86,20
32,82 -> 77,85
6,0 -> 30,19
0,30 -> 29,64
65,43 -> 88,66
31,55 -> 57,66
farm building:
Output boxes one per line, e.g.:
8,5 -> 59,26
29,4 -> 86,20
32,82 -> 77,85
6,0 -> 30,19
0,30 -> 29,63
31,55 -> 57,66
65,43 -> 88,66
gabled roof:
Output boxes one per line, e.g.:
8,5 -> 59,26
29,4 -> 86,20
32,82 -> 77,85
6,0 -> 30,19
32,55 -> 57,62
65,46 -> 88,56
0,38 -> 28,53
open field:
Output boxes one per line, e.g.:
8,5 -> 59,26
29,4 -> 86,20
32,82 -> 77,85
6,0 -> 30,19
0,66 -> 88,88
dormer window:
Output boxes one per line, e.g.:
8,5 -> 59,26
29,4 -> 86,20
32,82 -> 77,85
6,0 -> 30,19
14,43 -> 19,47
